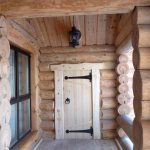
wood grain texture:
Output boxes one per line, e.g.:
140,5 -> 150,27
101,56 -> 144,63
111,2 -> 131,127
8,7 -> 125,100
101,98 -> 118,109
40,52 -> 117,63
101,130 -> 117,139
137,6 -> 150,24
39,72 -> 54,81
101,120 -> 118,130
2,0 -> 147,18
40,45 -> 115,53
117,115 -> 133,142
40,90 -> 55,100
39,101 -> 54,111
28,15 -> 120,47
101,109 -> 118,119
36,139 -> 118,150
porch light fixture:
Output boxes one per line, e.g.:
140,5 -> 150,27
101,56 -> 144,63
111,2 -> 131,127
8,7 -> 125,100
69,26 -> 81,48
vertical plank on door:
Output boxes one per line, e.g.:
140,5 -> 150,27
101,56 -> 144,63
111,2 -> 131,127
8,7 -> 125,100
92,69 -> 101,139
55,71 -> 64,139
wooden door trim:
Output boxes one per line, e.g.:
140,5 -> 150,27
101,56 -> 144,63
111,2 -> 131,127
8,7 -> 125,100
51,63 -> 115,139
51,62 -> 116,71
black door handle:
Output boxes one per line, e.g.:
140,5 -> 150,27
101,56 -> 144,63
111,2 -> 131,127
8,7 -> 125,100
65,98 -> 70,104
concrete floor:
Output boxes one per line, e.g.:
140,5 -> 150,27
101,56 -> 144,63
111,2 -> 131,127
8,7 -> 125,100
36,139 -> 118,150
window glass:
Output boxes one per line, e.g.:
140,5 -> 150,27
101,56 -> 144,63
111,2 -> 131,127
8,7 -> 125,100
18,53 -> 29,96
19,99 -> 30,138
9,104 -> 17,147
9,47 -> 31,148
9,50 -> 15,98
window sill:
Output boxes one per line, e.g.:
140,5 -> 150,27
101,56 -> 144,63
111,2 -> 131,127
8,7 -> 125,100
12,131 -> 40,150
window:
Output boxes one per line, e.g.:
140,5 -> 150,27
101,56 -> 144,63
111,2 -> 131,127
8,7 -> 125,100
9,46 -> 31,148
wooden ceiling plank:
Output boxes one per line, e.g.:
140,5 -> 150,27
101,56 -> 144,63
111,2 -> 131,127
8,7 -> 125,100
44,17 -> 61,47
85,15 -> 97,45
56,16 -> 71,47
30,18 -> 45,47
74,15 -> 85,46
97,15 -> 107,45
1,0 -> 150,18
106,14 -> 119,44
37,18 -> 51,47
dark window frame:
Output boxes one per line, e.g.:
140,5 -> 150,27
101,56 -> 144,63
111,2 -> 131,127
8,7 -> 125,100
10,45 -> 32,149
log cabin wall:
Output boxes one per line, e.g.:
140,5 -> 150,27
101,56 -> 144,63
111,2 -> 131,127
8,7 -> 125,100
133,6 -> 150,150
115,6 -> 150,150
37,14 -> 120,139
0,17 -> 40,149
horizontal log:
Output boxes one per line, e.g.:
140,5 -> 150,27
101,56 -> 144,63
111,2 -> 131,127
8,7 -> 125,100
101,109 -> 118,119
116,63 -> 129,75
41,130 -> 55,139
40,90 -> 54,100
39,81 -> 54,90
101,79 -> 117,88
40,121 -> 54,131
116,34 -> 134,54
133,48 -> 150,69
40,45 -> 116,53
118,104 -> 131,115
141,101 -> 150,120
134,99 -> 150,120
39,72 -> 54,81
39,111 -> 54,121
101,88 -> 118,98
101,120 -> 118,130
101,130 -> 117,139
3,1 -> 147,18
138,25 -> 150,47
137,7 -> 150,24
39,62 -> 51,72
117,115 -> 133,142
100,70 -> 117,79
133,70 -> 150,100
51,62 -> 116,71
39,101 -> 54,111
101,98 -> 118,109
40,52 -> 117,63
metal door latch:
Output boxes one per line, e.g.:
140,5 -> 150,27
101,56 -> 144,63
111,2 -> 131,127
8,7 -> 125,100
66,127 -> 93,136
64,73 -> 92,82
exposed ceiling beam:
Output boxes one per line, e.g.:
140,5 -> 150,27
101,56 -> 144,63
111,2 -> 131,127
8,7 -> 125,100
0,0 -> 150,18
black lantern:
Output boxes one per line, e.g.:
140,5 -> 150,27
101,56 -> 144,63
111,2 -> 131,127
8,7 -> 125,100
69,26 -> 81,48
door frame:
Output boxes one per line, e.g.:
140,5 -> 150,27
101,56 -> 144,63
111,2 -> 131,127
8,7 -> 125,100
51,62 -> 116,140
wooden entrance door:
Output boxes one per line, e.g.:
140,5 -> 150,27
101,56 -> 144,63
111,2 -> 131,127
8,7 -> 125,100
63,70 -> 93,139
